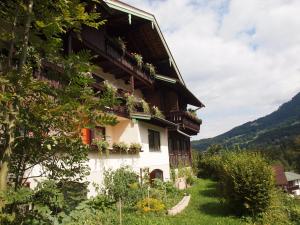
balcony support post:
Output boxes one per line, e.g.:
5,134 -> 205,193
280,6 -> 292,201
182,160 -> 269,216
130,75 -> 134,94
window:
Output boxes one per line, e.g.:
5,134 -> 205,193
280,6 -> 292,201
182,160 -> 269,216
148,129 -> 160,152
91,126 -> 106,141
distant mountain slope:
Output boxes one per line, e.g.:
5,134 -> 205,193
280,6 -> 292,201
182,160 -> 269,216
192,92 -> 300,151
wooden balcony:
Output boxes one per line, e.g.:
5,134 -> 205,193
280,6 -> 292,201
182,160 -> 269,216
169,152 -> 191,168
78,28 -> 154,88
166,111 -> 202,135
288,185 -> 300,191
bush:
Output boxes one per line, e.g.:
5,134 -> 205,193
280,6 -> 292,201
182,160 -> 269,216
219,151 -> 274,216
61,195 -> 115,225
255,188 -> 300,225
198,153 -> 224,180
136,198 -> 165,213
103,167 -> 140,206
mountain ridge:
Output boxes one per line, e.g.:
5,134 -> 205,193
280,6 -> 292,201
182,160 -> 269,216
192,92 -> 300,151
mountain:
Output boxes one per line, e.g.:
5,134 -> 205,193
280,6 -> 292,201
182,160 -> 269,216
192,92 -> 300,151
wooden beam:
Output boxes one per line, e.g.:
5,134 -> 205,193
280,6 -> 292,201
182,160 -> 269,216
130,75 -> 134,94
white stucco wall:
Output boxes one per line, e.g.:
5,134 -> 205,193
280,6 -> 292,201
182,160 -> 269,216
26,119 -> 171,198
292,179 -> 300,195
86,119 -> 170,197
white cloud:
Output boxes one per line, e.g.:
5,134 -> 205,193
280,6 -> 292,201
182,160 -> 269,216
123,0 -> 300,139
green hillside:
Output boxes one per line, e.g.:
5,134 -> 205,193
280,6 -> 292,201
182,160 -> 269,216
192,92 -> 300,151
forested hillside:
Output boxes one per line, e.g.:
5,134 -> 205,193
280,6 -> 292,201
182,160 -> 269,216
192,92 -> 300,171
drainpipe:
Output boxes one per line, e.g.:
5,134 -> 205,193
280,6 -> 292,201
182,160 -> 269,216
176,125 -> 190,138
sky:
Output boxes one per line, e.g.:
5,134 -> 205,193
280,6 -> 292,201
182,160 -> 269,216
123,0 -> 300,139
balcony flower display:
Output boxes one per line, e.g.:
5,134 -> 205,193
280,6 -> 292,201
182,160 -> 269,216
112,142 -> 129,153
92,138 -> 109,155
129,143 -> 142,154
114,36 -> 126,55
145,63 -> 156,77
131,52 -> 143,68
152,106 -> 165,119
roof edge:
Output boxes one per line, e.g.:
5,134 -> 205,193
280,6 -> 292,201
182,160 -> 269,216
102,0 -> 186,85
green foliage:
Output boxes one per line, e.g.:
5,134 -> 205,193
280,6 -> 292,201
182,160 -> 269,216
144,63 -> 156,77
131,53 -> 143,68
187,108 -> 197,117
57,181 -> 88,214
198,153 -> 223,180
103,167 -> 139,206
129,142 -> 142,154
141,99 -> 151,114
125,93 -> 137,114
61,195 -> 116,225
219,151 -> 274,216
112,142 -> 129,153
0,180 -> 66,224
192,93 -> 300,173
114,37 -> 126,54
152,106 -> 165,119
92,139 -> 109,154
136,198 -> 165,213
100,81 -> 120,111
255,189 -> 300,225
0,0 -> 119,221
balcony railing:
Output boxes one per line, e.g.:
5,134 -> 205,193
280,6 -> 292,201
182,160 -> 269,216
169,152 -> 191,168
166,111 -> 202,134
288,185 -> 300,191
80,31 -> 154,86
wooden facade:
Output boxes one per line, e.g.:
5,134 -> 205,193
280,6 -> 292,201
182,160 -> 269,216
46,0 -> 204,168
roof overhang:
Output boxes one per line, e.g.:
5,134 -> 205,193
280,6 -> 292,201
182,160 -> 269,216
131,113 -> 177,128
155,74 -> 205,108
102,0 -> 185,85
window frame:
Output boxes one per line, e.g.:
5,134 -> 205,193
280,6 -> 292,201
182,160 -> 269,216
148,129 -> 161,152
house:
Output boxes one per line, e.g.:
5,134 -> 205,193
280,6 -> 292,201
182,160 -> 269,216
27,0 -> 204,197
272,165 -> 288,191
285,172 -> 300,196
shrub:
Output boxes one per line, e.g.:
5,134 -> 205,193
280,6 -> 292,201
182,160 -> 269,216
61,196 -> 116,225
103,167 -> 140,206
220,151 -> 274,216
255,188 -> 300,225
186,174 -> 196,186
136,198 -> 165,213
198,153 -> 223,180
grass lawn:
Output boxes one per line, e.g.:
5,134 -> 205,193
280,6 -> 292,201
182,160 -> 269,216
122,179 -> 246,225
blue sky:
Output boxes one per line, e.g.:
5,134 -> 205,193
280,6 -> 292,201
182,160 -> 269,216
124,0 -> 300,139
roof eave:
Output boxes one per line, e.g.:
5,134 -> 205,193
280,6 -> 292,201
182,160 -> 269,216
102,0 -> 186,85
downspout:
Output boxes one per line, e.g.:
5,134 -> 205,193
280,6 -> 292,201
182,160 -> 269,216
176,125 -> 190,138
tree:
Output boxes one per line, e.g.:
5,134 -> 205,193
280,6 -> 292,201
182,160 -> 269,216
0,0 -> 117,217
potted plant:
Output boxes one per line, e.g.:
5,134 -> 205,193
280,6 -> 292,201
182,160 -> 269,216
112,142 -> 128,153
129,142 -> 142,154
93,138 -> 109,155
141,99 -> 150,114
187,108 -> 197,117
152,106 -> 165,119
114,36 -> 126,55
145,63 -> 156,77
131,53 -> 143,69
187,108 -> 202,123
125,93 -> 137,114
